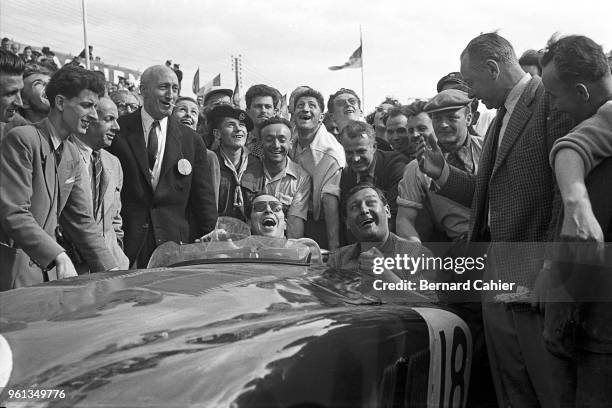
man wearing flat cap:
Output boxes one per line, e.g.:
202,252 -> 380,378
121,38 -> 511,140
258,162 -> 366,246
208,104 -> 264,221
397,89 -> 483,242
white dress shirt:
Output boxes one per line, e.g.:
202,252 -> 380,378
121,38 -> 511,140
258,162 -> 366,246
141,109 -> 168,190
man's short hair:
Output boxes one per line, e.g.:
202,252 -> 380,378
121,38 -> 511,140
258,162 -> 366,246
387,101 -> 427,122
519,49 -> 542,72
339,120 -> 375,144
327,88 -> 361,113
341,182 -> 388,218
23,60 -> 57,78
46,64 -> 106,108
245,84 -> 280,109
541,35 -> 610,84
0,48 -> 25,75
293,87 -> 325,111
461,32 -> 518,67
259,116 -> 292,133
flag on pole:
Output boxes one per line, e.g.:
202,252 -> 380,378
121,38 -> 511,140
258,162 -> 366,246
196,73 -> 221,96
192,67 -> 200,94
328,44 -> 362,71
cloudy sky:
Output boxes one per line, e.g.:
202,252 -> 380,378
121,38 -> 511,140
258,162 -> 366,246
2,0 -> 610,112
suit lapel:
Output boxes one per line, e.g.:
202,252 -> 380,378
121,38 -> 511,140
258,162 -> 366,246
492,77 -> 538,176
125,109 -> 153,187
34,121 -> 56,202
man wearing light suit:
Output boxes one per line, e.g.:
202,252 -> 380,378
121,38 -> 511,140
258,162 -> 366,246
69,96 -> 129,272
0,65 -> 117,291
108,65 -> 217,268
418,33 -> 574,407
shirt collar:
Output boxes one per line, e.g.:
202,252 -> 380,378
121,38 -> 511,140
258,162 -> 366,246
43,117 -> 63,151
504,73 -> 531,115
71,135 -> 93,158
141,108 -> 168,132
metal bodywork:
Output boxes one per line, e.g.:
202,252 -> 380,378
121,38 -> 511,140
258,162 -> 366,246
0,257 -> 472,407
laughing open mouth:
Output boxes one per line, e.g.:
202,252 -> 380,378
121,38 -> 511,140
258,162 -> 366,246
360,218 -> 375,227
262,217 -> 277,227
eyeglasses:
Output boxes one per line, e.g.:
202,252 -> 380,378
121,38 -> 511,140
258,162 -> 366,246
117,102 -> 139,112
252,200 -> 283,213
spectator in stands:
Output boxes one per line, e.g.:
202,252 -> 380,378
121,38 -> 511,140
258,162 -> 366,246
208,104 -> 264,221
386,102 -> 433,162
41,46 -> 61,69
110,89 -> 140,117
0,64 -> 117,290
396,90 -> 482,242
1,38 -> 10,51
339,120 -> 407,242
78,45 -> 94,61
0,49 -> 24,141
245,84 -> 280,159
328,88 -> 363,134
21,46 -> 34,63
519,49 -> 543,76
172,96 -> 220,205
290,87 -> 345,250
372,96 -> 399,147
203,86 -> 233,109
172,63 -> 183,93
19,60 -> 57,124
68,96 -> 129,272
10,42 -> 20,55
259,116 -> 311,238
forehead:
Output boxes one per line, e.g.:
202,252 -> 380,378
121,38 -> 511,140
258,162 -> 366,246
386,114 -> 408,126
0,74 -> 24,91
67,88 -> 99,102
24,73 -> 50,85
347,188 -> 381,205
334,93 -> 357,103
220,116 -> 243,127
98,99 -> 118,117
342,134 -> 372,148
251,95 -> 274,105
176,99 -> 198,111
146,69 -> 177,85
407,112 -> 432,126
261,123 -> 291,137
296,96 -> 319,105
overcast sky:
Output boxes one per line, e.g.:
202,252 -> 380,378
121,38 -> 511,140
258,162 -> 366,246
2,0 -> 610,112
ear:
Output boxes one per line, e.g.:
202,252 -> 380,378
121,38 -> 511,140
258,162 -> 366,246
55,95 -> 65,112
575,83 -> 590,102
484,59 -> 500,80
384,204 -> 391,220
465,110 -> 473,126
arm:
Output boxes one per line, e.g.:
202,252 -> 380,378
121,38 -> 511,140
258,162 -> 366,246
396,206 -> 421,242
0,131 -> 65,267
322,193 -> 340,250
554,148 -> 603,242
286,216 -> 304,239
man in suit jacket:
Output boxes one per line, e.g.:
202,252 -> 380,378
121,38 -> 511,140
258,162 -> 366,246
0,64 -> 117,291
108,65 -> 217,268
418,33 -> 574,407
69,96 -> 129,271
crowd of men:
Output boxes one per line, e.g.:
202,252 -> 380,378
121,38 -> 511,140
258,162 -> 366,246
1,31 -> 612,406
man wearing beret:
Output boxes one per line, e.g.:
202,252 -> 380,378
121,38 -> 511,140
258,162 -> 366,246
208,104 -> 264,222
108,64 -> 217,268
396,89 -> 483,242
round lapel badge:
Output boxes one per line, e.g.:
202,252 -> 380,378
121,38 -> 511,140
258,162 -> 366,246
177,158 -> 192,175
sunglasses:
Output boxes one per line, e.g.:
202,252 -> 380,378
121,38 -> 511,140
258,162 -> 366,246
252,200 -> 283,213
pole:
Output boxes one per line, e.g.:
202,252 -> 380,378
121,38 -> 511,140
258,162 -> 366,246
81,0 -> 90,69
359,25 -> 365,112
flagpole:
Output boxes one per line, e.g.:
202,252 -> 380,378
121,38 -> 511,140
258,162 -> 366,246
359,25 -> 365,112
81,0 -> 90,70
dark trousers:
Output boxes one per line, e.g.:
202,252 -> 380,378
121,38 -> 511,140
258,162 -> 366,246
482,301 -> 574,407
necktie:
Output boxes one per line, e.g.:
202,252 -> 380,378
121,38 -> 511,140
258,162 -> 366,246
54,143 -> 64,166
148,120 -> 159,170
91,150 -> 103,218
489,106 -> 507,165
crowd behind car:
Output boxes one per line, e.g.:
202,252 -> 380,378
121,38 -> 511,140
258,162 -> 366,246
1,31 -> 612,407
